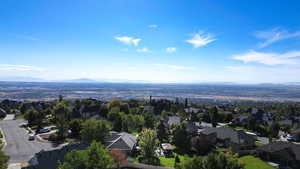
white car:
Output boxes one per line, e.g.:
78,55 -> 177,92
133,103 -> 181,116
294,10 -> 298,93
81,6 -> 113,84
19,122 -> 28,128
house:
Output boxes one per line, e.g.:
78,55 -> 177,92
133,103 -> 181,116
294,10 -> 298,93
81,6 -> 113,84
105,131 -> 137,154
256,141 -> 300,168
142,106 -> 154,114
233,114 -> 249,125
164,116 -> 181,128
291,128 -> 300,142
120,163 -> 172,169
161,143 -> 174,157
199,127 -> 256,152
25,143 -> 89,169
184,107 -> 200,114
185,122 -> 200,134
278,119 -> 293,127
0,108 -> 7,118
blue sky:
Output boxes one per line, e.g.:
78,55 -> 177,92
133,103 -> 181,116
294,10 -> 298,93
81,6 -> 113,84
1,0 -> 300,83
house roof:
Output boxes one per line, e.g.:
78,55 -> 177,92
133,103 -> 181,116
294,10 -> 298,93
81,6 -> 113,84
278,119 -> 293,126
257,141 -> 300,161
105,132 -> 137,151
143,106 -> 154,114
161,143 -> 174,150
201,127 -> 255,144
184,107 -> 200,113
120,163 -> 172,169
291,128 -> 300,135
0,108 -> 6,115
165,116 -> 181,126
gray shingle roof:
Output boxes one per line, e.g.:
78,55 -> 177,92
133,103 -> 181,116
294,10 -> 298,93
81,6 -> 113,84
106,132 -> 137,151
257,141 -> 300,161
201,127 -> 254,144
165,116 -> 181,126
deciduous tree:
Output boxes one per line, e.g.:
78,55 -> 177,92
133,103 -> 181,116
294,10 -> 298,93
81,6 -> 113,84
81,119 -> 111,143
138,129 -> 160,165
59,141 -> 114,169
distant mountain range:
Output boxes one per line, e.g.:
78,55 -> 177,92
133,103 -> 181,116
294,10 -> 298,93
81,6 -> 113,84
0,76 -> 300,85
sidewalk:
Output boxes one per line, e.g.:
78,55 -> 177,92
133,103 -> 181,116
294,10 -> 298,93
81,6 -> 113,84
8,163 -> 21,169
3,114 -> 15,121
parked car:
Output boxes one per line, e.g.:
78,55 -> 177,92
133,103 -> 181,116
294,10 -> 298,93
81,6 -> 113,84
19,122 -> 28,128
37,128 -> 50,134
28,134 -> 35,141
287,135 -> 296,142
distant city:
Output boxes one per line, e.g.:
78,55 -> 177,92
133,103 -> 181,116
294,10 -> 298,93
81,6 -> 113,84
0,81 -> 300,102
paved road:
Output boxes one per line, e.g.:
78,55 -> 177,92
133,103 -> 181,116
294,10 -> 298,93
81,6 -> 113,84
0,119 -> 55,163
3,114 -> 15,120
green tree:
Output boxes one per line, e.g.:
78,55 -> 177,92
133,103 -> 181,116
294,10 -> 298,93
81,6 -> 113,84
59,141 -> 114,169
0,151 -> 9,169
81,120 -> 111,143
24,109 -> 43,128
107,109 -> 123,131
156,120 -> 168,142
268,122 -> 280,142
209,106 -> 219,127
180,152 -> 244,169
138,129 -> 160,165
53,102 -> 71,140
69,119 -> 83,138
143,112 -> 156,129
126,114 -> 145,132
173,123 -> 190,153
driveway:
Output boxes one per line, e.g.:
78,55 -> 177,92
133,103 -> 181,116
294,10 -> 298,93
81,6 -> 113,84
0,119 -> 57,163
3,114 -> 15,120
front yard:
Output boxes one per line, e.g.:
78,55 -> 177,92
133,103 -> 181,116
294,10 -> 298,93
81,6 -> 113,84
159,154 -> 185,168
238,155 -> 276,169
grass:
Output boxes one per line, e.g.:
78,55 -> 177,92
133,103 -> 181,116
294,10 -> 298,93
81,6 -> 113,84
130,131 -> 139,136
159,154 -> 185,168
255,141 -> 265,147
238,155 -> 276,169
15,114 -> 25,119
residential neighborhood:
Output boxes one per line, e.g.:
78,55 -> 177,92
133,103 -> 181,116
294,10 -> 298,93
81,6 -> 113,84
1,97 -> 300,169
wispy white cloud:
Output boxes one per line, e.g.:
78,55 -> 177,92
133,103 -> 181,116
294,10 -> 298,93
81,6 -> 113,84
136,47 -> 150,53
153,64 -> 193,71
166,47 -> 177,53
255,28 -> 300,48
186,31 -> 216,48
225,65 -> 300,83
148,24 -> 158,29
0,64 -> 44,71
232,50 -> 300,65
114,36 -> 141,46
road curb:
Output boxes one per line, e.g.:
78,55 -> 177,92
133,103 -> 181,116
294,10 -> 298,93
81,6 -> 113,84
0,126 -> 7,150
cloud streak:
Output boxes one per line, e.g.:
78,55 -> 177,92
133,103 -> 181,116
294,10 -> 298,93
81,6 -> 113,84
0,64 -> 44,71
114,36 -> 141,46
186,31 -> 216,48
153,64 -> 193,71
232,50 -> 300,65
255,28 -> 300,48
148,24 -> 158,29
136,47 -> 150,53
166,47 -> 177,53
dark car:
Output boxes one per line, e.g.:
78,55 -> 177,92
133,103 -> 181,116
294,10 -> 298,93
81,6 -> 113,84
37,128 -> 50,134
28,134 -> 35,141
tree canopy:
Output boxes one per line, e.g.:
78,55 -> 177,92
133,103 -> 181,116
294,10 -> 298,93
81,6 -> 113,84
59,141 -> 114,169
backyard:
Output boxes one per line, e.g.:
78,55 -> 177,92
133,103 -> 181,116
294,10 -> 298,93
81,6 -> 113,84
238,155 -> 275,169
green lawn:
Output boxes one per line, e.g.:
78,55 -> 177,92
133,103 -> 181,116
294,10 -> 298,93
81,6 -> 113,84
15,114 -> 24,119
255,141 -> 265,147
159,154 -> 185,168
238,155 -> 276,169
